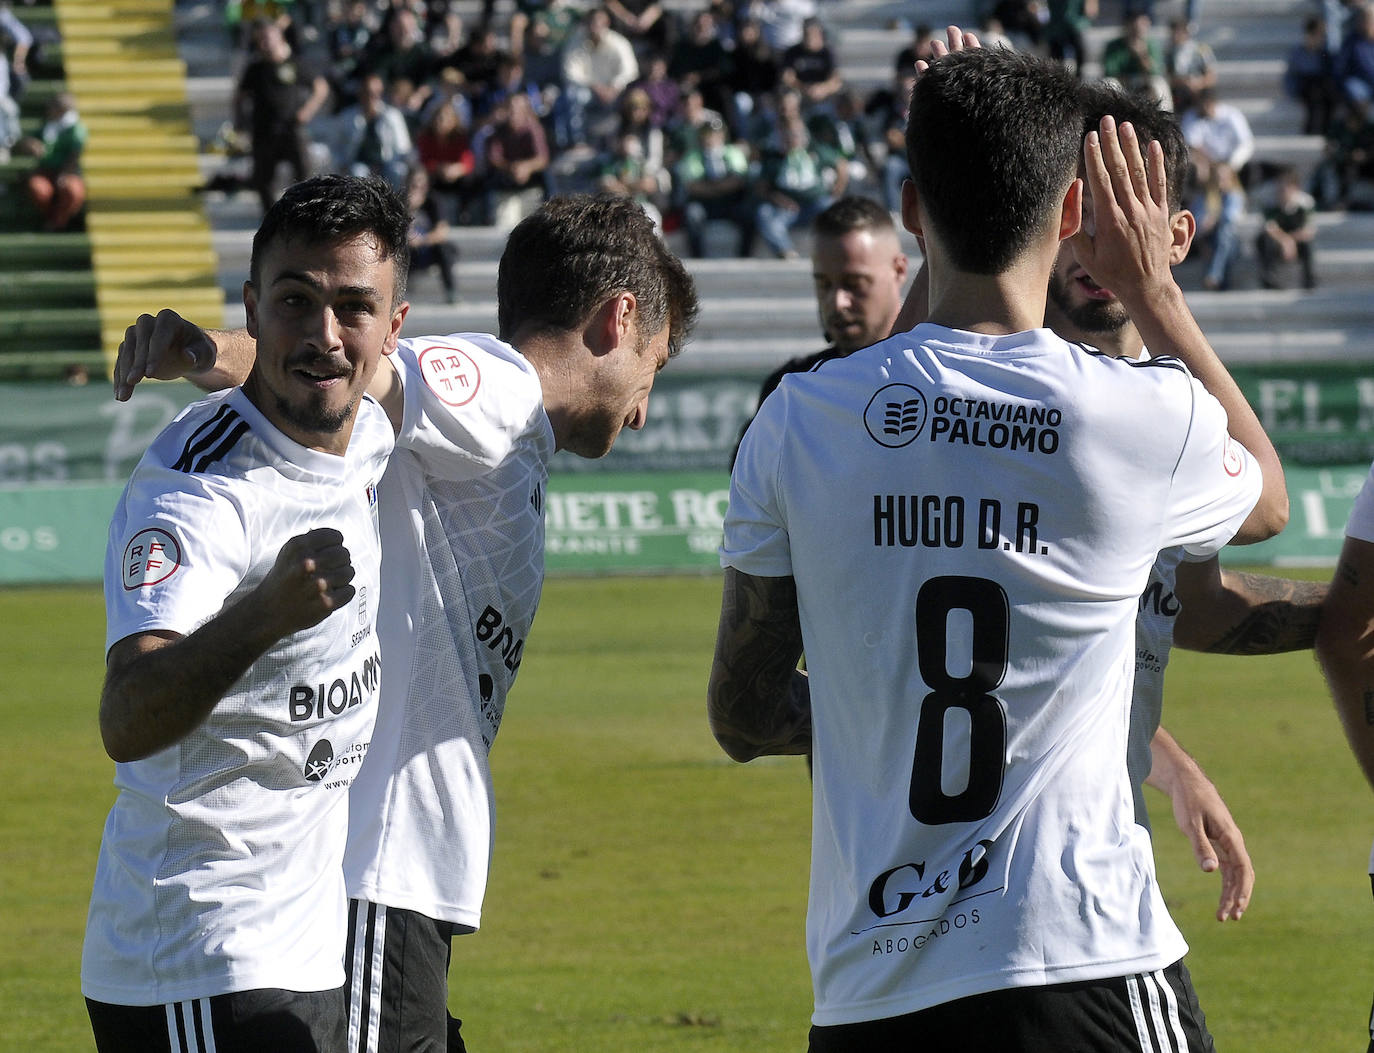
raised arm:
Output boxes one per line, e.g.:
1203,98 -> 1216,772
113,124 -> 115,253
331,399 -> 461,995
101,527 -> 357,761
1145,726 -> 1253,921
707,567 -> 811,762
1072,117 -> 1287,543
1173,557 -> 1326,654
1316,536 -> 1374,791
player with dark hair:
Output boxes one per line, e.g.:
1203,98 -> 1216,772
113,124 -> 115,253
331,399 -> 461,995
83,174 -> 409,1050
710,37 -> 1285,1050
114,192 -> 699,1053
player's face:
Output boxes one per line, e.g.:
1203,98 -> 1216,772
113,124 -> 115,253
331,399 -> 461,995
812,229 -> 907,355
244,233 -> 404,454
1045,242 -> 1132,338
564,320 -> 671,459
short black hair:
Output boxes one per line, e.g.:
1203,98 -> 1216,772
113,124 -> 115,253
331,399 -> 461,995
813,196 -> 896,240
250,174 -> 411,301
905,47 -> 1081,274
497,194 -> 699,357
1078,81 -> 1190,213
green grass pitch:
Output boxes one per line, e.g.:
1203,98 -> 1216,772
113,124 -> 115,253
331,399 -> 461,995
1,571 -> 1368,1051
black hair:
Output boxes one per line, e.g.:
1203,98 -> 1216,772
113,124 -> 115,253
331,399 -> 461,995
1078,81 -> 1190,213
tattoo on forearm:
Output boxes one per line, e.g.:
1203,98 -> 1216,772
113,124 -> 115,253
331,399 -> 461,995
1338,557 -> 1360,590
708,573 -> 812,760
1203,574 -> 1326,654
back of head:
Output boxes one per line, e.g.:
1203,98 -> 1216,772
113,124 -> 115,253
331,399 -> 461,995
1079,81 -> 1189,212
905,47 -> 1081,274
497,194 -> 699,356
251,174 -> 411,301
813,195 -> 896,242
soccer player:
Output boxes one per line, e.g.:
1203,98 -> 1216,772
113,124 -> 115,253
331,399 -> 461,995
896,81 -> 1327,924
113,193 -> 700,1053
83,175 -> 408,1050
710,41 -> 1285,1050
1314,463 -> 1374,1053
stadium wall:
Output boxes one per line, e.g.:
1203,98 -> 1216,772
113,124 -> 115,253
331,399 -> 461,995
2,366 -> 1370,584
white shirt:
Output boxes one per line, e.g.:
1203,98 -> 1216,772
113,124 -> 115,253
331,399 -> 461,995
344,334 -> 554,928
723,323 -> 1261,1025
1181,102 -> 1255,170
83,388 -> 393,1005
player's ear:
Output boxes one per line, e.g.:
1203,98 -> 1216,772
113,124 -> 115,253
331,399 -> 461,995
383,299 -> 410,355
587,291 -> 636,357
1057,178 -> 1084,243
243,281 -> 259,338
1168,209 -> 1197,265
899,178 -> 924,241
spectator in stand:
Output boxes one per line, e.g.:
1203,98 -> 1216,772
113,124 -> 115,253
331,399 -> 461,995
233,17 -> 329,213
1285,16 -> 1339,135
562,6 -> 639,149
324,0 -> 375,106
510,0 -> 576,59
1193,159 -> 1247,290
415,90 -> 478,221
366,7 -> 434,113
0,0 -> 33,103
1044,0 -> 1098,75
604,0 -> 672,63
667,86 -> 726,157
752,114 -> 845,259
893,24 -> 939,74
1338,3 -> 1374,105
483,92 -> 550,224
745,0 -> 815,52
598,129 -> 665,227
443,22 -> 504,105
990,0 -> 1043,50
405,164 -> 459,302
15,90 -> 86,231
1182,86 -> 1255,186
807,88 -> 870,186
864,63 -> 915,211
1101,12 -> 1172,109
1255,166 -> 1318,289
749,84 -> 804,152
0,10 -> 26,159
628,53 -> 681,130
781,17 -> 842,113
1313,98 -> 1374,207
332,71 -> 414,190
426,7 -> 466,62
668,9 -> 735,130
726,15 -> 779,131
674,113 -> 755,257
1166,17 -> 1216,114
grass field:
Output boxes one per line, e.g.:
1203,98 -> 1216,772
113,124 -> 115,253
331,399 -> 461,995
1,571 -> 1368,1052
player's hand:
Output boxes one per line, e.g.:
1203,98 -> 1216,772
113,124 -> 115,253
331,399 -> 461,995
1167,763 -> 1254,922
1069,116 -> 1175,306
114,309 -> 216,402
257,528 -> 357,637
914,25 -> 983,74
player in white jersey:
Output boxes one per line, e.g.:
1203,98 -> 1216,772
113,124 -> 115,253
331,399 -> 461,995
1316,465 -> 1374,1053
711,41 -> 1286,1050
113,194 -> 700,1052
83,175 -> 410,1051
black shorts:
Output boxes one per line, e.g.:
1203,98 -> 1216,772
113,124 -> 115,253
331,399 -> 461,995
809,959 -> 1215,1053
345,899 -> 467,1053
86,986 -> 345,1053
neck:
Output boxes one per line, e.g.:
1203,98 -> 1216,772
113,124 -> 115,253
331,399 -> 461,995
926,253 -> 1054,336
517,332 -> 577,450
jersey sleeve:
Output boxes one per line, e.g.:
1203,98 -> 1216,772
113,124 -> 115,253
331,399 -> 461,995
393,335 -> 543,483
720,381 -> 793,577
104,463 -> 251,653
1160,372 -> 1263,558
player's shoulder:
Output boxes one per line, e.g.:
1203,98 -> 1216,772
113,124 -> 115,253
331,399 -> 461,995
396,332 -> 541,402
142,389 -> 251,475
759,346 -> 846,402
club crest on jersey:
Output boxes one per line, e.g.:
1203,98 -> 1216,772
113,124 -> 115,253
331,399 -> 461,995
864,384 -> 928,448
122,527 -> 183,590
417,341 -> 481,408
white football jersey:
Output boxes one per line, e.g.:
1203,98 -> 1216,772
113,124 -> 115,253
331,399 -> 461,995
344,334 -> 553,928
1129,545 -> 1187,828
83,387 -> 393,1005
724,323 -> 1261,1026
1345,461 -> 1374,543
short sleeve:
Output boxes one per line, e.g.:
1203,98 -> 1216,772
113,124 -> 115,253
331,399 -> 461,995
720,384 -> 793,577
393,335 -> 544,483
104,465 -> 250,653
1345,461 -> 1374,542
1160,374 -> 1263,558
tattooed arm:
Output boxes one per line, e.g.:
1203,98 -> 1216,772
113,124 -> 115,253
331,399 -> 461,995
1172,556 -> 1326,655
1315,537 -> 1374,792
707,567 -> 812,762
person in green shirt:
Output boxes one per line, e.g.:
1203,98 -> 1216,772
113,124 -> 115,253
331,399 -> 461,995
15,90 -> 87,231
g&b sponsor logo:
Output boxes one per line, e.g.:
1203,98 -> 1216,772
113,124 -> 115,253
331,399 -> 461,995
859,839 -> 999,957
304,739 -> 368,785
417,341 -> 482,408
122,527 -> 182,590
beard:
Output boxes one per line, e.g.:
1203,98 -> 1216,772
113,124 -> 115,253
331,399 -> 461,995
1046,270 -> 1131,337
273,389 -> 356,436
